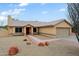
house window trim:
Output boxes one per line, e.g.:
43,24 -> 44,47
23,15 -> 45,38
15,27 -> 22,33
33,28 -> 37,32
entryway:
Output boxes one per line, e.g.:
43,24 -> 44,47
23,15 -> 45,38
26,27 -> 31,35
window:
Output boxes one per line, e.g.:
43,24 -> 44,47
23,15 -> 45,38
33,28 -> 36,32
15,27 -> 22,33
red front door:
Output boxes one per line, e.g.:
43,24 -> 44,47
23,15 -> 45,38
26,27 -> 30,35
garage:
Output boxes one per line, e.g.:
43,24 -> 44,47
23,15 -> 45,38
56,27 -> 70,38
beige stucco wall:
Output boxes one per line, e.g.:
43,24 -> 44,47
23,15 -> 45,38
8,27 -> 24,35
39,26 -> 55,35
39,21 -> 71,36
55,21 -> 71,27
7,27 -> 14,35
24,27 -> 26,35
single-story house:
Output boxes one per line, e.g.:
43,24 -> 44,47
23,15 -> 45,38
7,15 -> 72,37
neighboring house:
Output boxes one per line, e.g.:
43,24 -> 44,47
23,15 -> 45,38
7,15 -> 72,37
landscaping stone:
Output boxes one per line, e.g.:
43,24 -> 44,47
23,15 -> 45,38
8,46 -> 19,56
23,39 -> 27,41
26,42 -> 31,45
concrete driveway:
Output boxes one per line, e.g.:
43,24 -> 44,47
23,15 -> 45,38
33,34 -> 78,42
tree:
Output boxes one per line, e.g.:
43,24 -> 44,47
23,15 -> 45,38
67,3 -> 79,42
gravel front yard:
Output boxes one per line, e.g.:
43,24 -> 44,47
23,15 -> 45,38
0,35 -> 79,56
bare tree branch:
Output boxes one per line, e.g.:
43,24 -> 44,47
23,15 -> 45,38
67,3 -> 79,42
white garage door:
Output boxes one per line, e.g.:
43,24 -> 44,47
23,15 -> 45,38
56,28 -> 70,37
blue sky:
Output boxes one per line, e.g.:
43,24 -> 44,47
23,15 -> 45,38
0,3 -> 67,26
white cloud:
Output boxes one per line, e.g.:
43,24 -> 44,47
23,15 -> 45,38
1,11 -> 7,16
59,8 -> 66,12
42,11 -> 48,14
0,16 -> 7,26
0,16 -> 7,21
0,8 -> 25,26
0,8 -> 25,16
11,8 -> 25,16
18,3 -> 29,7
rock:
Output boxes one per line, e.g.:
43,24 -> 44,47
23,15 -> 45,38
45,41 -> 49,46
26,42 -> 31,45
23,39 -> 27,41
38,42 -> 45,46
8,46 -> 19,56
